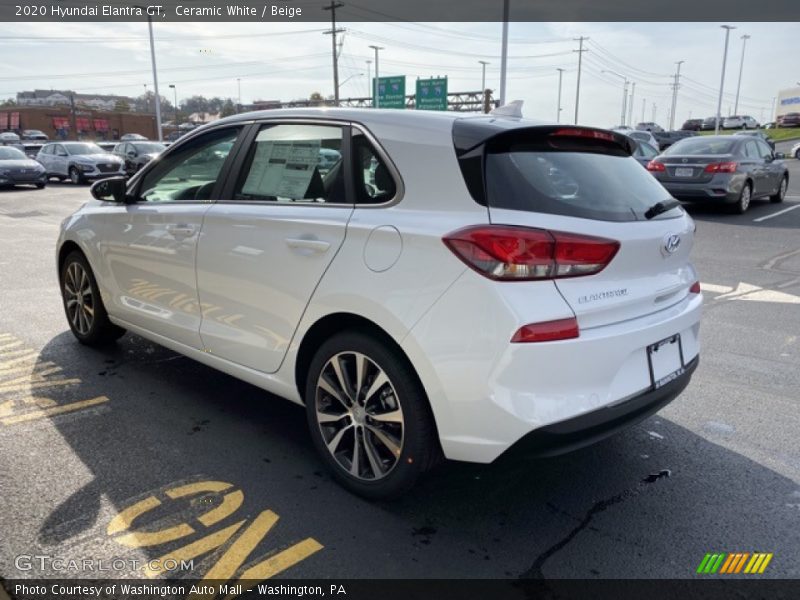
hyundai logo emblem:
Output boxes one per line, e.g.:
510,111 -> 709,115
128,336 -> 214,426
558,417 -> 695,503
663,234 -> 681,255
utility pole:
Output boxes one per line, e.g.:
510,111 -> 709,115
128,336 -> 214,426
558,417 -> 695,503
323,1 -> 345,106
652,102 -> 657,122
641,97 -> 646,123
628,81 -> 636,126
146,12 -> 163,141
237,78 -> 242,112
556,67 -> 565,123
573,36 -> 588,124
143,83 -> 148,113
716,25 -> 736,134
733,34 -> 750,115
168,84 -> 178,131
479,60 -> 490,93
669,60 -> 684,131
499,0 -> 509,106
602,69 -> 627,126
369,45 -> 383,108
69,93 -> 77,140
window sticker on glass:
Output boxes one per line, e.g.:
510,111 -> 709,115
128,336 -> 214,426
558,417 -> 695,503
242,140 -> 321,200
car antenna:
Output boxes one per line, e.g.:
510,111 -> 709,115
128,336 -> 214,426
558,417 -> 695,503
490,100 -> 524,119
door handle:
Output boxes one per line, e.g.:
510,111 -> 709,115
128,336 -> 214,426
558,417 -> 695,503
166,224 -> 196,238
285,238 -> 331,254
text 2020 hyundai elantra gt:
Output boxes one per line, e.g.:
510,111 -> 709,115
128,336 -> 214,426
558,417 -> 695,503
56,108 -> 701,498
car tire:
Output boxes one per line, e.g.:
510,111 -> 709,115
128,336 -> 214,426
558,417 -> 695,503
36,183 -> 46,189
60,250 -> 126,346
731,182 -> 752,214
770,176 -> 788,204
304,330 -> 440,500
795,149 -> 800,160
69,167 -> 83,185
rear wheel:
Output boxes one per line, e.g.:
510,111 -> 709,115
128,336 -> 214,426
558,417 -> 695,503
305,331 -> 439,499
60,251 -> 126,346
36,182 -> 46,189
732,183 -> 752,214
770,176 -> 787,203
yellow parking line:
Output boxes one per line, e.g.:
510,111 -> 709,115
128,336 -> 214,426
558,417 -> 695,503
0,361 -> 61,377
0,349 -> 38,360
0,378 -> 81,395
0,340 -> 24,352
0,395 -> 109,425
231,538 -> 323,593
0,353 -> 39,370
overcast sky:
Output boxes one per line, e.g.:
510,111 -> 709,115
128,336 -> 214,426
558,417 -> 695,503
0,21 -> 797,127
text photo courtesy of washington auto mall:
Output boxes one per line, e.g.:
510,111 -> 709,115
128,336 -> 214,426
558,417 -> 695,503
0,1 -> 799,599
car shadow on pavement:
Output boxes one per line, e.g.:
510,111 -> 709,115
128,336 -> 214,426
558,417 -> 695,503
13,331 -> 800,579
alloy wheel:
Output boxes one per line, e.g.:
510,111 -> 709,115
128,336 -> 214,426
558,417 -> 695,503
63,261 -> 94,335
70,168 -> 80,184
314,352 -> 404,481
739,185 -> 751,212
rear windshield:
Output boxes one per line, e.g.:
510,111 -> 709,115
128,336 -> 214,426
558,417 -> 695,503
485,145 -> 674,222
663,137 -> 735,156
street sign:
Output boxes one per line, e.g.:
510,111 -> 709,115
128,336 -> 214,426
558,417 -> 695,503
374,76 -> 406,109
416,77 -> 448,111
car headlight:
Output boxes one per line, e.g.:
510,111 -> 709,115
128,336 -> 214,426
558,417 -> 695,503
77,163 -> 95,170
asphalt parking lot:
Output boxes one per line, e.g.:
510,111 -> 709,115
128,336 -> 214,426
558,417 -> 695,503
0,145 -> 798,583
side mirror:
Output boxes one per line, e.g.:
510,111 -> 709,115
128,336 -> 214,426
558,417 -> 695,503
91,177 -> 129,203
774,152 -> 786,160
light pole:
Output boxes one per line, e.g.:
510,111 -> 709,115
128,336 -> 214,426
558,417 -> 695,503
145,12 -> 163,141
143,83 -> 148,113
628,81 -> 636,126
369,45 -> 383,108
733,34 -> 750,115
556,68 -> 565,123
237,78 -> 242,113
479,60 -> 490,92
602,69 -> 629,126
168,84 -> 178,133
499,0 -> 509,106
715,25 -> 736,134
366,60 -> 372,102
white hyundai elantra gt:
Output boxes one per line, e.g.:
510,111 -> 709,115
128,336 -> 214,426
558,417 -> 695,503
56,108 -> 701,498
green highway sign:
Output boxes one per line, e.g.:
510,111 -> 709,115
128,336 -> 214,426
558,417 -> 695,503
416,77 -> 448,111
374,76 -> 406,109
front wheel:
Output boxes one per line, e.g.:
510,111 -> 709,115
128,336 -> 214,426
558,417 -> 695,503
305,331 -> 439,499
69,167 -> 83,185
60,251 -> 126,346
770,176 -> 788,203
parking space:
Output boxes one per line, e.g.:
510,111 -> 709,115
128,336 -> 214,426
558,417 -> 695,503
0,167 -> 799,583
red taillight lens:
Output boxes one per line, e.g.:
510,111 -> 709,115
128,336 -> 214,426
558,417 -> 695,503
550,128 -> 615,142
443,226 -> 620,281
704,161 -> 737,173
646,160 -> 666,172
511,317 -> 580,343
689,281 -> 701,294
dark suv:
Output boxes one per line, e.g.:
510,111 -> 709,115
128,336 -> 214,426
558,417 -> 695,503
681,119 -> 703,131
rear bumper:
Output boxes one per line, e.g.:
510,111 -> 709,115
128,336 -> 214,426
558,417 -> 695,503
507,355 -> 698,458
403,272 -> 703,464
660,177 -> 743,204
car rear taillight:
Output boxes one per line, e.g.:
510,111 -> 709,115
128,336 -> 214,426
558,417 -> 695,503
689,281 -> 701,294
511,317 -> 580,343
704,161 -> 737,173
646,160 -> 666,172
442,225 -> 620,281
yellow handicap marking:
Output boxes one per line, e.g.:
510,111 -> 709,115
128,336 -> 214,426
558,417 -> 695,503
0,332 -> 110,424
107,480 -> 323,597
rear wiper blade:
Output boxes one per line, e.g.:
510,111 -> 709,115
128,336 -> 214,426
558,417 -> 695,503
645,198 -> 681,220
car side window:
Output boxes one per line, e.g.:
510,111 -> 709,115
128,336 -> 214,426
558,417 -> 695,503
744,141 -> 760,159
352,130 -> 397,204
137,127 -> 241,203
639,142 -> 658,159
755,140 -> 773,160
232,123 -> 345,203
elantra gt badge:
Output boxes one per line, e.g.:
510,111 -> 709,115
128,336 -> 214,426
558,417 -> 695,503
662,233 -> 681,256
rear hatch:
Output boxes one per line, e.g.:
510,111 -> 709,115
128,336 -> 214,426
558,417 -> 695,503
457,123 -> 696,330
